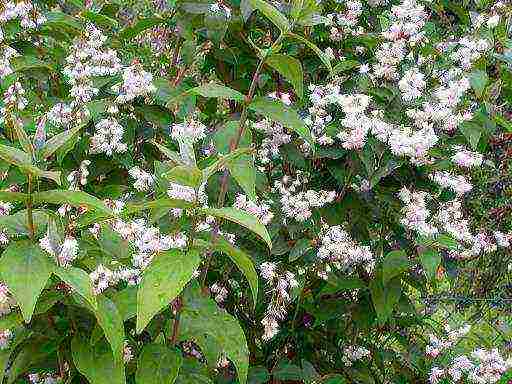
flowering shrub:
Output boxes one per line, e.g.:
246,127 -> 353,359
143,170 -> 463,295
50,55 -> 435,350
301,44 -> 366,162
0,0 -> 511,383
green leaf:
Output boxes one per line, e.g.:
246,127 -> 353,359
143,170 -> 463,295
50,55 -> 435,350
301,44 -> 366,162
54,266 -> 97,309
72,337 -> 126,384
436,234 -> 461,250
137,248 -> 201,333
419,248 -> 441,280
12,123 -> 34,156
287,32 -> 332,73
213,237 -> 258,308
201,147 -> 252,181
0,240 -> 53,322
151,141 -> 183,164
460,121 -> 483,150
165,165 -> 203,188
93,296 -> 126,363
289,238 -> 311,262
332,60 -> 360,75
176,374 -> 213,384
33,190 -> 113,216
249,97 -> 314,147
320,276 -> 366,295
0,209 -> 50,237
382,250 -> 409,285
181,283 -> 249,384
189,84 -> 245,102
0,191 -> 28,203
0,144 -> 38,176
248,366 -> 270,384
118,17 -> 166,41
111,286 -> 137,321
370,275 -> 401,325
201,207 -> 272,249
39,125 -> 82,160
266,54 -> 304,98
82,10 -> 119,28
469,69 -> 488,98
249,0 -> 290,32
227,154 -> 257,201
136,344 -> 183,384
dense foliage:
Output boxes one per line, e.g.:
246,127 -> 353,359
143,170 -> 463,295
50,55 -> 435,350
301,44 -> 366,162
0,0 -> 511,383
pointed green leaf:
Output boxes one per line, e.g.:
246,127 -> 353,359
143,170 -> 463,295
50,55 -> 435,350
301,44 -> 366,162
0,240 -> 53,322
54,266 -> 97,309
201,207 -> 271,250
33,190 -> 113,216
287,33 -> 332,73
189,84 -> 245,102
370,275 -> 401,325
125,198 -> 193,214
333,60 -> 360,75
249,97 -> 313,147
118,17 -> 166,41
382,250 -> 409,285
12,123 -> 34,156
151,141 -> 183,164
181,283 -> 249,384
266,54 -> 304,98
135,344 -> 183,384
0,209 -> 50,237
136,248 -> 201,333
72,337 -> 126,384
39,125 -> 82,160
213,237 -> 258,308
165,165 -> 203,188
419,248 -> 441,280
250,0 -> 290,32
93,297 -> 125,363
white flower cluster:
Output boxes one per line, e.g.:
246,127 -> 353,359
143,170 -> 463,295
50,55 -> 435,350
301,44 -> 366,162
47,103 -> 74,127
398,187 -> 438,237
398,67 -> 426,102
0,1 -> 46,30
114,64 -> 156,104
341,345 -> 371,366
123,341 -> 134,363
0,46 -> 19,79
28,372 -> 62,384
451,146 -> 484,168
39,235 -> 79,268
252,119 -> 291,164
382,0 -> 428,42
0,282 -> 16,316
0,328 -> 13,350
430,171 -> 473,196
67,160 -> 91,190
63,24 -> 122,105
0,201 -> 12,216
128,167 -> 154,192
170,119 -> 207,143
90,118 -> 127,156
210,283 -> 229,304
317,225 -> 375,275
3,81 -> 27,111
112,217 -> 187,271
327,0 -> 364,40
430,348 -> 512,384
273,173 -> 336,222
259,262 -> 298,340
399,187 -> 512,259
233,194 -> 273,225
426,324 -> 471,358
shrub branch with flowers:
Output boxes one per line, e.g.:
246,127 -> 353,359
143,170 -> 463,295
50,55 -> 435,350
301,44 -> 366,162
0,0 -> 511,383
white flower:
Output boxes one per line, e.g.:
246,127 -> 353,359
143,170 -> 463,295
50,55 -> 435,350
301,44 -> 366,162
90,118 -> 127,156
